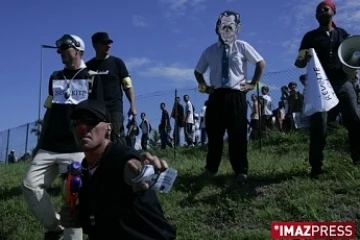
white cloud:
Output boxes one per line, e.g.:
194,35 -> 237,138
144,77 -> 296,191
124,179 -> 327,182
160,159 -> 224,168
139,65 -> 194,82
125,57 -> 194,82
159,0 -> 206,15
126,57 -> 152,70
278,0 -> 360,62
132,15 -> 149,27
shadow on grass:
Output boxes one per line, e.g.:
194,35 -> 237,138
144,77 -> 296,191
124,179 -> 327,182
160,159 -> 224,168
0,185 -> 62,201
175,168 -> 309,207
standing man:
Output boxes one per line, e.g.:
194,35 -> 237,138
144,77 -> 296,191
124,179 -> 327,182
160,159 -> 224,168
171,97 -> 184,146
294,0 -> 360,178
194,10 -> 265,183
86,32 -> 137,145
183,95 -> 195,146
22,34 -> 103,240
139,112 -> 151,150
159,103 -> 174,149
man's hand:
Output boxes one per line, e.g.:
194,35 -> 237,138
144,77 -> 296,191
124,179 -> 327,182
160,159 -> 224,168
59,204 -> 81,228
124,152 -> 169,192
305,50 -> 312,62
240,82 -> 255,92
128,106 -> 137,117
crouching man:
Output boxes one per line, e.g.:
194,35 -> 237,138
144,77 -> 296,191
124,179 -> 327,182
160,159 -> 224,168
60,99 -> 176,240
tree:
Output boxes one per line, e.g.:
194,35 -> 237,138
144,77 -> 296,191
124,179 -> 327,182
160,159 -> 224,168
148,130 -> 161,149
30,119 -> 43,138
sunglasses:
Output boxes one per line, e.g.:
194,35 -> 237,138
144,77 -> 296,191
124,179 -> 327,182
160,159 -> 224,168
72,118 -> 102,127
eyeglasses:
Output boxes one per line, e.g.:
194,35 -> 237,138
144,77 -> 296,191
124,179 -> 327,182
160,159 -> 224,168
56,35 -> 76,48
72,118 -> 102,127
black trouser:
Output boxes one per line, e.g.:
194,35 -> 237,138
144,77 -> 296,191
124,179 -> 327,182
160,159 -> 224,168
141,133 -> 149,150
201,128 -> 207,145
110,112 -> 126,145
205,88 -> 248,175
309,81 -> 360,170
250,119 -> 260,140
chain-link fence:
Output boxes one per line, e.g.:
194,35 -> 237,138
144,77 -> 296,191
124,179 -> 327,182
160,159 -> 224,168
0,68 -> 306,162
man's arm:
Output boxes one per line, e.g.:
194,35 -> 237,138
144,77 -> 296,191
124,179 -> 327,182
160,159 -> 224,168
194,50 -> 209,85
146,120 -> 150,135
243,42 -> 265,86
294,33 -> 311,68
118,59 -> 137,115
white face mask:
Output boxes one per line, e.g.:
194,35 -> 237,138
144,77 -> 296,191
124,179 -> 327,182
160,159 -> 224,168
217,14 -> 239,45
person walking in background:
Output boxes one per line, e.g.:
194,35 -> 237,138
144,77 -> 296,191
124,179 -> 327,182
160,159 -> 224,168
7,150 -> 17,164
200,100 -> 208,145
294,0 -> 360,178
139,112 -> 151,150
249,94 -> 261,140
194,114 -> 201,145
260,86 -> 273,132
183,95 -> 195,147
159,103 -> 173,149
86,32 -> 137,145
125,116 -> 139,148
22,34 -> 103,240
171,97 -> 184,146
194,10 -> 265,183
274,101 -> 286,132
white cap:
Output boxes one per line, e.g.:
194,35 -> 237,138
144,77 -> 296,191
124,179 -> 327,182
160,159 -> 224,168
69,34 -> 85,51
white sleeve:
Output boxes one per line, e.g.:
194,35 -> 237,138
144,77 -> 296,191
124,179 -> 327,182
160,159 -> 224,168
243,41 -> 264,64
200,107 -> 205,117
195,49 -> 209,74
186,102 -> 192,113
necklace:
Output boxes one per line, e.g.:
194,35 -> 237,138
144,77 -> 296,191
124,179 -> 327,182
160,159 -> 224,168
63,68 -> 86,99
88,160 -> 100,170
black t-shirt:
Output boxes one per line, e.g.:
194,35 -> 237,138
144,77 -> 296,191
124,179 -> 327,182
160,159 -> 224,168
78,143 -> 176,240
160,110 -> 171,131
299,27 -> 350,82
86,56 -> 130,113
41,68 -> 103,153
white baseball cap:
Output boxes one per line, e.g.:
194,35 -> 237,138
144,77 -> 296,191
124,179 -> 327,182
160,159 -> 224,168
56,34 -> 85,51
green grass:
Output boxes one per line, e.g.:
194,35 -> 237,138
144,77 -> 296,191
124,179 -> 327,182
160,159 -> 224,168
1,127 -> 360,240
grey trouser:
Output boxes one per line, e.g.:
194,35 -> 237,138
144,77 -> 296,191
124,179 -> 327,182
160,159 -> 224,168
309,81 -> 360,169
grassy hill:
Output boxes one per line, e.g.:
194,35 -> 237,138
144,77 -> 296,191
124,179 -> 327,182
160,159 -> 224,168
1,127 -> 360,240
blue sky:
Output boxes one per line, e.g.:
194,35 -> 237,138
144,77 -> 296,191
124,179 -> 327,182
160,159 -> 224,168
0,0 -> 360,157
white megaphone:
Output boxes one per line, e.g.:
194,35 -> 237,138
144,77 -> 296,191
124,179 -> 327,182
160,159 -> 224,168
338,35 -> 360,79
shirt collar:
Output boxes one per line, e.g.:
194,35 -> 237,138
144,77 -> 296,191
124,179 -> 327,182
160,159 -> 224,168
216,40 -> 237,48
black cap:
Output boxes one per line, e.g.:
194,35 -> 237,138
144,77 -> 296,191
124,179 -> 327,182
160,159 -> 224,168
71,99 -> 110,122
91,32 -> 113,44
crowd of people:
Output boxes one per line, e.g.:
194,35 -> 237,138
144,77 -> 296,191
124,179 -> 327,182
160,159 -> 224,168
8,0 -> 360,239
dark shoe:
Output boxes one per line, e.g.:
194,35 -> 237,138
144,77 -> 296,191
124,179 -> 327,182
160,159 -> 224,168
236,174 -> 248,184
310,168 -> 322,179
353,160 -> 360,166
44,230 -> 63,240
202,168 -> 216,177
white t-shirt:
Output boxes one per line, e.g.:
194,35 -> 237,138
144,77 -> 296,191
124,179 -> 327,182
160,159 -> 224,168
185,101 -> 194,124
200,106 -> 207,129
194,121 -> 200,137
262,94 -> 273,116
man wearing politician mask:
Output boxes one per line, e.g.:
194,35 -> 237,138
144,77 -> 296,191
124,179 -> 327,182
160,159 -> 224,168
194,10 -> 265,183
295,0 -> 360,179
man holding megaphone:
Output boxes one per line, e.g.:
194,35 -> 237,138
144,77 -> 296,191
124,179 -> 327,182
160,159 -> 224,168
294,0 -> 360,179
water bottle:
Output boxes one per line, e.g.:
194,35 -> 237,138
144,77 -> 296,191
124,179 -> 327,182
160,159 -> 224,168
67,161 -> 83,194
64,161 -> 83,211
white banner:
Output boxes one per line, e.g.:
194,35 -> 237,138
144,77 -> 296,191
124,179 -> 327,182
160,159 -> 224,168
52,79 -> 89,105
303,48 -> 339,116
